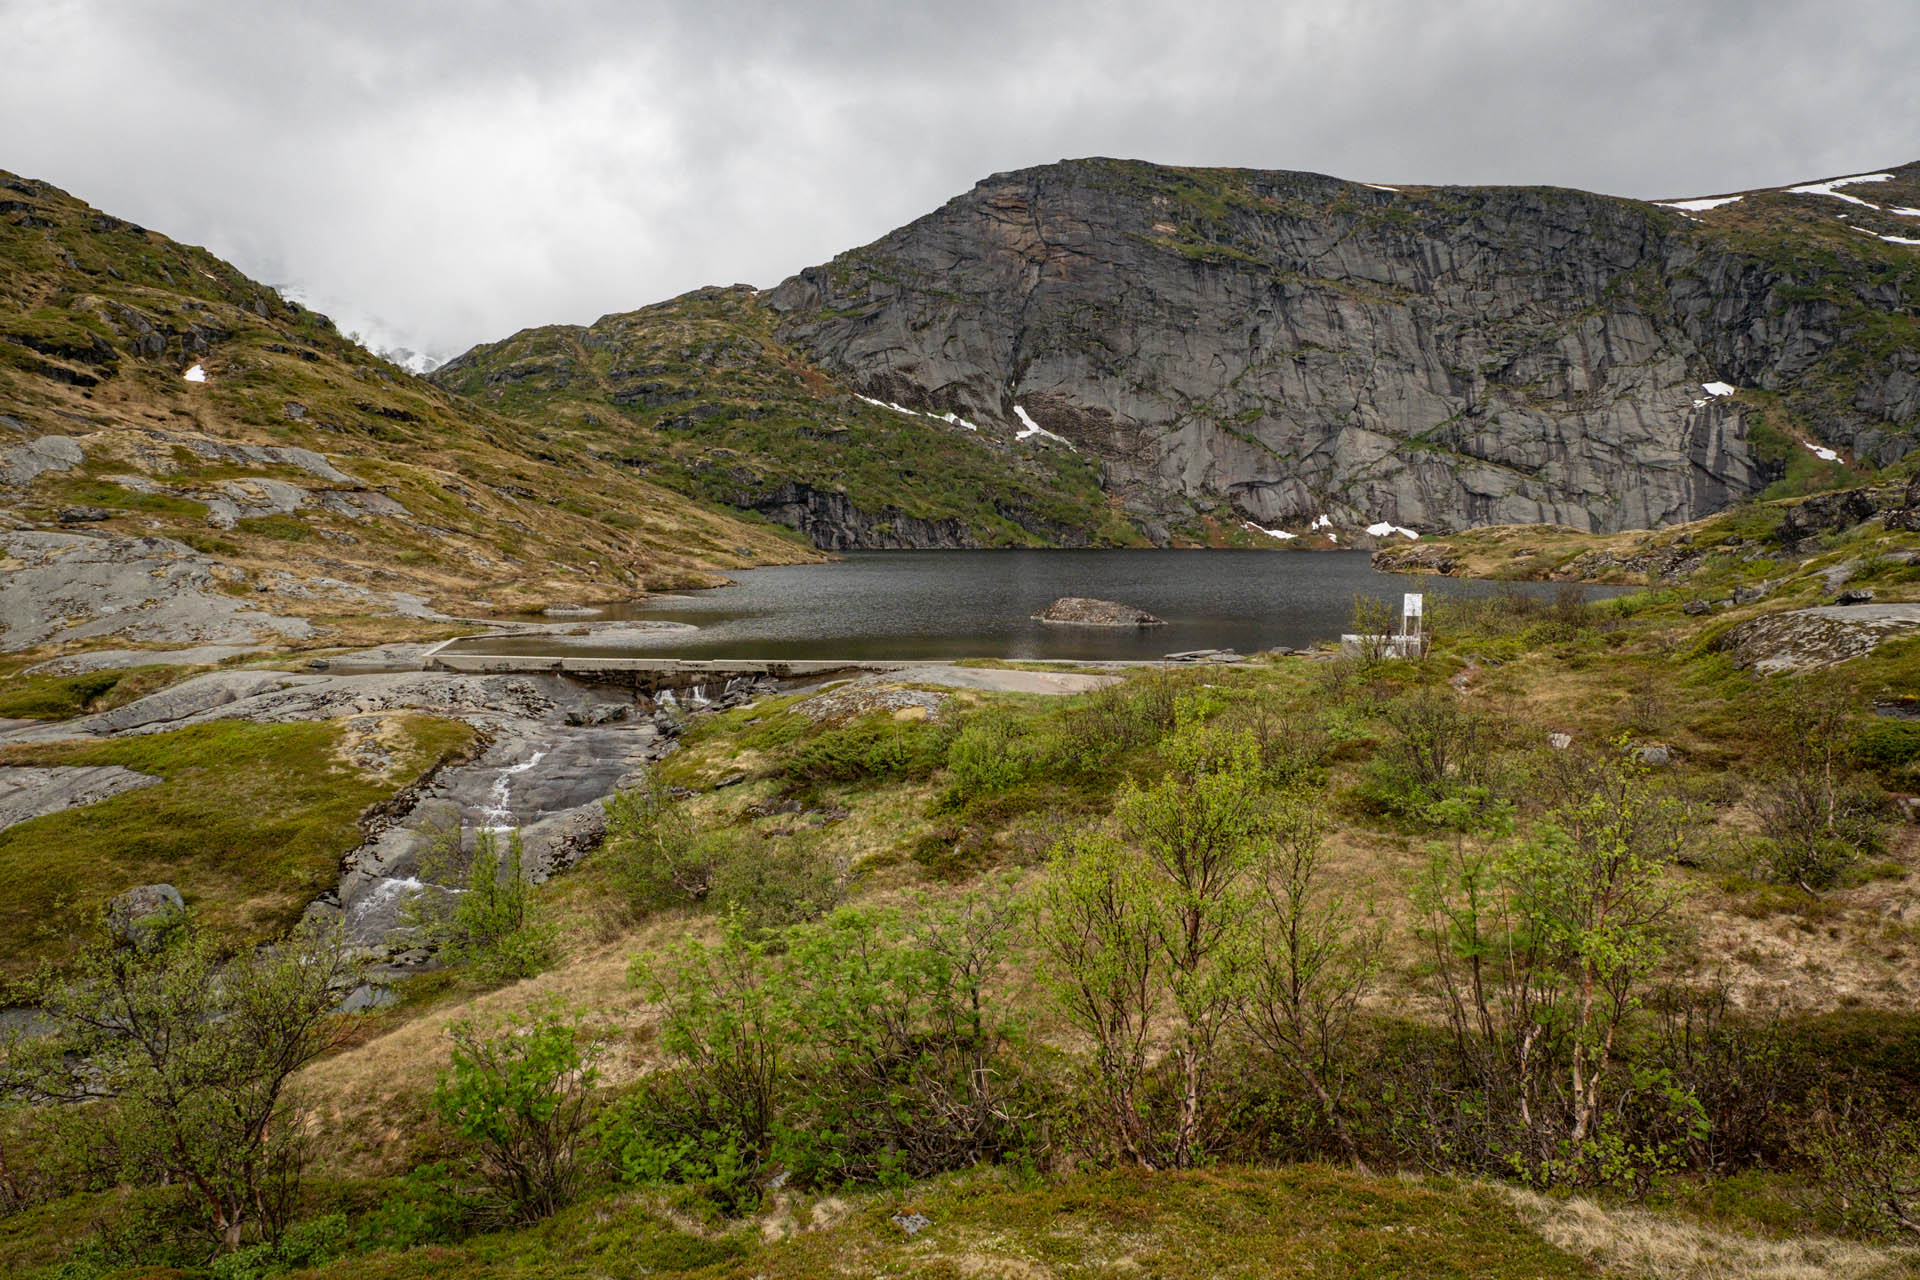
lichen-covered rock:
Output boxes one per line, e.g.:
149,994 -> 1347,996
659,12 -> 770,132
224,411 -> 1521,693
1887,476 -> 1920,533
1033,597 -> 1165,626
0,764 -> 161,830
1776,488 -> 1877,543
106,882 -> 185,949
1717,604 -> 1920,673
1372,544 -> 1461,576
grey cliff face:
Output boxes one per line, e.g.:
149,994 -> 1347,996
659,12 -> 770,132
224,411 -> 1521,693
766,159 -> 1917,536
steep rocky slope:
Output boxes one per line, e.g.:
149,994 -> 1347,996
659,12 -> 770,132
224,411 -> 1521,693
0,171 -> 812,655
765,158 -> 1920,542
432,284 -> 1135,548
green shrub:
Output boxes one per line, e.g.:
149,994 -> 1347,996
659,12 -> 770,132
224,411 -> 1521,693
776,892 -> 1039,1187
1057,672 -> 1183,761
618,890 -> 1036,1209
708,829 -> 843,935
1750,679 -> 1890,891
411,829 -> 554,981
784,715 -> 950,784
617,916 -> 787,1213
434,1006 -> 598,1222
351,1163 -> 479,1252
602,781 -> 708,912
207,1213 -> 349,1279
11,917 -> 360,1253
1355,687 -> 1511,824
1800,1088 -> 1920,1241
1853,719 -> 1920,781
602,782 -> 841,932
943,708 -> 1058,805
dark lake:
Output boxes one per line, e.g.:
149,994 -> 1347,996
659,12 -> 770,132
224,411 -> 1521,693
450,550 -> 1628,662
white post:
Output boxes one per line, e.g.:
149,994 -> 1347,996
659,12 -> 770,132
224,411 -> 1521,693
1401,593 -> 1423,657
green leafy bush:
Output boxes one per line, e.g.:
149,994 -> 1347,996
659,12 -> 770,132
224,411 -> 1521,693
614,916 -> 787,1213
207,1213 -> 349,1279
1853,718 -> 1920,782
616,890 -> 1037,1206
9,917 -> 360,1252
784,715 -> 950,784
708,829 -> 843,935
942,708 -> 1062,805
351,1162 -> 480,1252
1751,679 -> 1889,891
601,783 -> 842,932
411,828 -> 554,980
434,1007 -> 599,1222
1356,687 -> 1511,824
602,781 -> 709,911
776,892 -> 1039,1187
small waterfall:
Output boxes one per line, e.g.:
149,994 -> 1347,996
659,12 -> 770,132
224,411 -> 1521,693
479,749 -> 546,832
345,875 -> 424,929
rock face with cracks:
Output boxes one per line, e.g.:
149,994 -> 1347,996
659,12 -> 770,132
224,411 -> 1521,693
768,158 -> 1920,539
0,764 -> 160,831
0,531 -> 313,651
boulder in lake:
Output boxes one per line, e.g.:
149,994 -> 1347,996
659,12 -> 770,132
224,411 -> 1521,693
1033,597 -> 1165,627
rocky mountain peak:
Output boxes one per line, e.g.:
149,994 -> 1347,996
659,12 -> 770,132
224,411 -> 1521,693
765,157 -> 1920,540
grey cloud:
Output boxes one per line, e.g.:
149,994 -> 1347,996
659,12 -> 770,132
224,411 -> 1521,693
1,0 -> 1915,360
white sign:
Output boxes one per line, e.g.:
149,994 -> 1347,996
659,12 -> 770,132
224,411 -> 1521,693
1403,593 -> 1424,619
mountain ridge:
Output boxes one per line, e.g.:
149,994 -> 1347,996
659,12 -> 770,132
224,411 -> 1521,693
0,169 -> 815,656
437,155 -> 1920,548
761,155 -> 1919,541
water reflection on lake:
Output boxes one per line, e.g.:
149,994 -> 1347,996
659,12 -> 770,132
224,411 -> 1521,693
451,550 -> 1627,662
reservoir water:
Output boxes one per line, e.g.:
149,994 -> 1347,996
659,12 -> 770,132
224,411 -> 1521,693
451,550 -> 1625,662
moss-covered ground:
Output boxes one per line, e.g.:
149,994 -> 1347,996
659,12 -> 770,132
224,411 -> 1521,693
0,713 -> 475,978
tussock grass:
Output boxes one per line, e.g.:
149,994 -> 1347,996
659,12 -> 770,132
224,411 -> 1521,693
1503,1185 -> 1916,1280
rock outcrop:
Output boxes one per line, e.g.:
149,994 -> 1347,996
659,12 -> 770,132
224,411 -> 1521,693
1034,597 -> 1165,626
743,482 -> 980,550
105,883 -> 185,950
767,158 -> 1920,539
0,531 -> 314,651
1717,603 -> 1920,673
1887,475 -> 1920,533
0,764 -> 161,831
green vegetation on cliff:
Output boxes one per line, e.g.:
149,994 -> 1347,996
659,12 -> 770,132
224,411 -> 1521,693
432,285 -> 1138,548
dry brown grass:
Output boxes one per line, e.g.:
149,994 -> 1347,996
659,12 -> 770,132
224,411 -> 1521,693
299,907 -> 712,1174
1501,1185 -> 1919,1279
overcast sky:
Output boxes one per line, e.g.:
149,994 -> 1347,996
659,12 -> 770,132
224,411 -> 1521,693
4,0 -> 1916,363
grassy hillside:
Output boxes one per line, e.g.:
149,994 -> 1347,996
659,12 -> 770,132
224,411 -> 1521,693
1375,477 -> 1920,596
431,285 -> 1139,548
0,171 -> 816,649
7,498 -> 1919,1274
